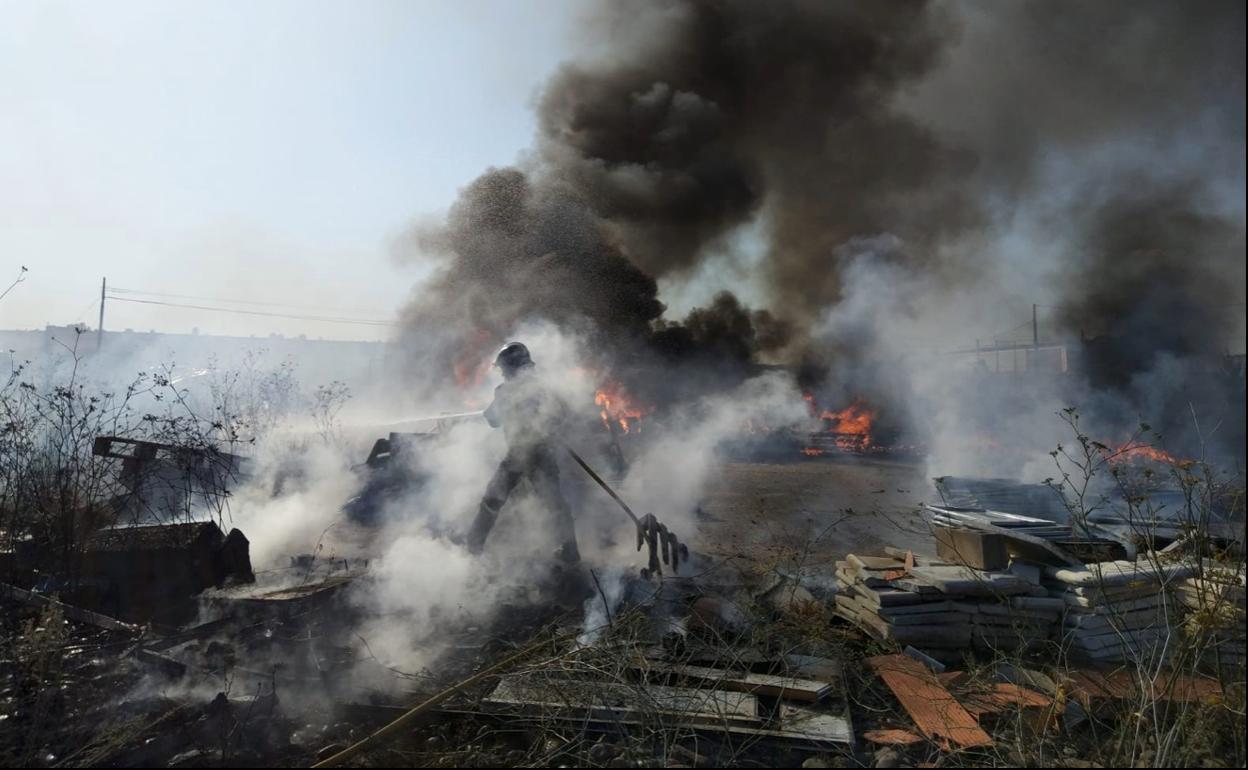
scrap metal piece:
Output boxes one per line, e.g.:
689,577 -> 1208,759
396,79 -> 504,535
634,513 -> 685,576
568,447 -> 685,576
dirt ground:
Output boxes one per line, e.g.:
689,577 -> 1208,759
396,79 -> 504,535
693,454 -> 935,579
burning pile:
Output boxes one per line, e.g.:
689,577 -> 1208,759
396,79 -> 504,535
594,381 -> 654,434
800,394 -> 881,456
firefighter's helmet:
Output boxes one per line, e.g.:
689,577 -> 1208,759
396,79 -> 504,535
494,341 -> 534,377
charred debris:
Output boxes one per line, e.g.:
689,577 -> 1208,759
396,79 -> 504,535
1,411 -> 1243,768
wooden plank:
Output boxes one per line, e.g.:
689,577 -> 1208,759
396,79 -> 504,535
1,581 -> 140,633
641,644 -> 772,669
1068,670 -> 1224,704
882,611 -> 971,627
1069,580 -> 1160,598
837,567 -> 891,588
907,565 -> 1032,597
833,594 -> 862,620
1010,596 -> 1066,612
1152,672 -> 1222,703
937,671 -> 968,688
883,547 -> 946,565
874,599 -> 957,617
133,647 -> 187,678
904,645 -> 947,673
846,581 -> 926,607
667,663 -> 833,702
240,574 -> 358,602
959,683 -> 1055,733
959,683 -> 1052,717
146,617 -> 231,651
846,594 -> 967,625
955,601 -> 1059,621
857,612 -> 972,647
784,654 -> 843,685
866,655 -> 993,750
1059,592 -> 1165,611
726,703 -> 852,747
484,675 -> 760,726
833,606 -> 869,633
864,728 -> 924,746
992,664 -> 1055,691
481,676 -> 852,747
848,554 -> 905,572
1045,561 -> 1194,587
1060,626 -> 1170,652
1062,669 -> 1133,710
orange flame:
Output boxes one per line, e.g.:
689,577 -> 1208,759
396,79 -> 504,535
594,380 -> 653,434
820,402 -> 875,437
814,398 -> 877,450
1106,441 -> 1178,465
799,393 -> 880,454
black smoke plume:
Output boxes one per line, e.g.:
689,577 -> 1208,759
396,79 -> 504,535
397,0 -> 1244,454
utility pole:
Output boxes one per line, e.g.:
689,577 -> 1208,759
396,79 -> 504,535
97,277 -> 106,352
1031,303 -> 1039,373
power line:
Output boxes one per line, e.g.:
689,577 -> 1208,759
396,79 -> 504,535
104,295 -> 398,327
987,318 -> 1033,341
107,285 -> 383,316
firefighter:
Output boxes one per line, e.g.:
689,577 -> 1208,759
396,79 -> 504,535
464,342 -> 580,564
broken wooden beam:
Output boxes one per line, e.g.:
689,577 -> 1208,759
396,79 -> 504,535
665,663 -> 834,702
145,617 -> 231,651
721,703 -> 852,749
133,647 -> 188,678
480,674 -> 853,748
484,675 -> 760,727
866,654 -> 992,750
864,728 -> 924,746
1061,668 -> 1223,712
1,581 -> 140,633
959,682 -> 1054,732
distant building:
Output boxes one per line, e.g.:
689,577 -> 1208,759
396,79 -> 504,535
0,324 -> 394,393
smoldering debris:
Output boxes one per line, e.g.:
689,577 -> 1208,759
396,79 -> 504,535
1,1 -> 1244,767
2,375 -> 1244,768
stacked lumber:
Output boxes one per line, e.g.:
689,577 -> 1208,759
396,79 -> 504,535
1043,560 -> 1193,663
833,553 -> 1047,654
1173,567 -> 1246,667
957,595 -> 1065,653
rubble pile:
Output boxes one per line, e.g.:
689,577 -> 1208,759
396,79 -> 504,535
1,419 -> 1242,768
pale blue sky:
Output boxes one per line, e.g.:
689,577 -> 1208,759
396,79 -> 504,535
0,0 -> 582,340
